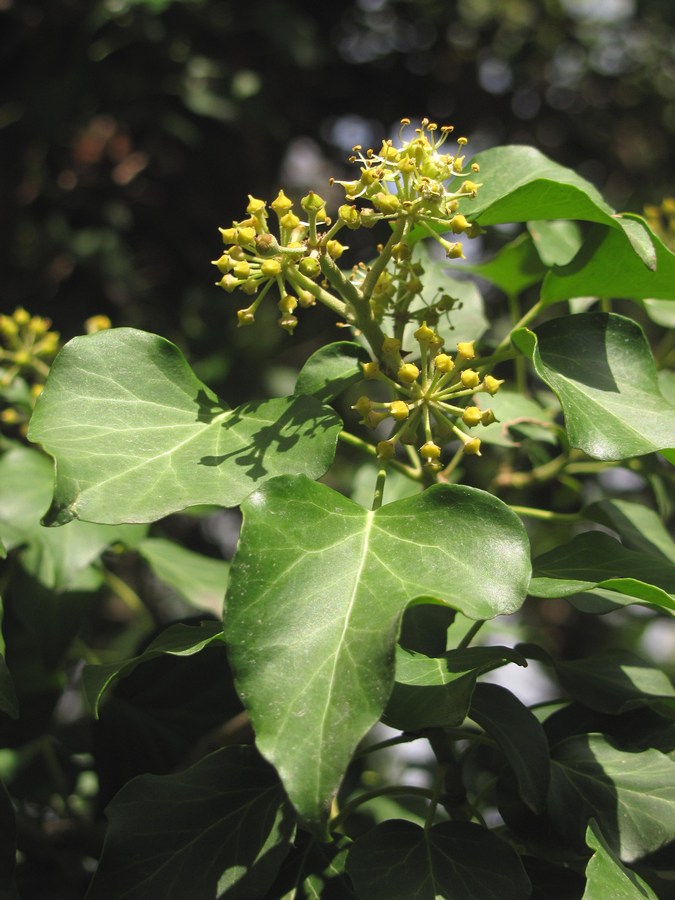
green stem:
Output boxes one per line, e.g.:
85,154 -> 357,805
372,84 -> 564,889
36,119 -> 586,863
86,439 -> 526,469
356,732 -> 422,758
424,767 -> 445,832
361,218 -> 406,301
320,252 -> 364,308
338,430 -> 423,481
372,462 -> 388,511
285,268 -> 348,319
330,785 -> 433,832
495,298 -> 545,353
507,292 -> 527,393
509,505 -> 583,522
456,619 -> 485,649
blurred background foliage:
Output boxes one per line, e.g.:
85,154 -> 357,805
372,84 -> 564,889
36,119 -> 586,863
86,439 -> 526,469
2,0 -> 675,402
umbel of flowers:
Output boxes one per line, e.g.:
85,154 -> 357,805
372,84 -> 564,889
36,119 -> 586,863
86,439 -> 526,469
213,118 -> 503,469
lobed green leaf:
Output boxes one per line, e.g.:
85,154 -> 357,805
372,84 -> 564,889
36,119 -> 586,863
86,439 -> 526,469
27,328 -> 342,525
224,475 -> 531,834
512,312 -> 675,460
583,819 -> 658,899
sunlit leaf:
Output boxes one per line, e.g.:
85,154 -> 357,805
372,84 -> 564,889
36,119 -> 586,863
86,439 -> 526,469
384,646 -> 526,732
512,313 -> 675,460
86,746 -> 295,900
463,146 -> 654,267
345,820 -> 531,900
224,475 -> 531,834
27,329 -> 342,525
529,531 -> 675,613
548,734 -> 675,862
583,819 -> 658,899
542,221 -> 675,303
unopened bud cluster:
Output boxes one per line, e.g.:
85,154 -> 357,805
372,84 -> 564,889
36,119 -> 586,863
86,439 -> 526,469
353,327 -> 504,470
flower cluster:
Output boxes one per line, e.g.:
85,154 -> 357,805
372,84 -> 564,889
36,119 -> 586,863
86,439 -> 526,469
213,118 -> 482,332
352,324 -> 503,470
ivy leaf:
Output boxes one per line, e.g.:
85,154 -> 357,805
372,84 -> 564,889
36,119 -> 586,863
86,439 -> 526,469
0,445 -> 145,589
345,820 -> 531,900
548,734 -> 675,862
264,835 -> 356,899
295,341 -> 371,403
529,531 -> 675,614
82,619 -> 225,716
542,221 -> 675,303
384,646 -> 526,732
585,499 -> 675,563
138,537 -> 229,612
520,644 -> 675,717
224,475 -> 531,834
528,219 -> 583,267
464,232 -> 547,296
27,328 -> 342,525
512,313 -> 675,460
583,819 -> 658,900
85,746 -> 295,900
470,683 -> 551,814
463,146 -> 654,267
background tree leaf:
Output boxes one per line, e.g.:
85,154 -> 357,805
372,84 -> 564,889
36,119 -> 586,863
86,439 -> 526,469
470,682 -> 551,814
27,328 -> 342,525
294,341 -> 371,403
224,475 -> 531,834
528,219 -> 583,267
548,734 -> 675,862
583,819 -> 658,900
464,232 -> 547,296
85,746 -> 295,900
345,819 -> 531,900
542,221 -> 675,303
512,313 -> 675,460
384,646 -> 526,732
529,531 -> 675,613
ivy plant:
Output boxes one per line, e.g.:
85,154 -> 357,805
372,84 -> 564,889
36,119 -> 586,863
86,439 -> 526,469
2,118 -> 674,898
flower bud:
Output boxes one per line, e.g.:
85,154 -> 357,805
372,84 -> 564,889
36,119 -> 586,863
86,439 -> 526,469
85,315 -> 111,334
371,192 -> 400,215
237,308 -> 255,327
460,368 -> 480,388
279,314 -> 298,334
450,214 -> 471,234
462,406 -> 483,427
246,195 -> 266,215
361,361 -> 380,379
389,400 -> 410,421
456,340 -> 475,360
260,259 -> 282,278
443,241 -> 465,259
233,260 -> 251,279
301,191 -> 326,212
235,226 -> 256,246
278,295 -> 298,314
271,189 -> 294,214
464,437 -> 482,455
392,242 -> 412,261
414,323 -> 436,344
460,180 -> 481,197
481,409 -> 497,426
359,208 -> 380,228
255,234 -> 280,256
297,290 -> 316,308
382,337 -> 401,356
219,227 -> 237,245
483,375 -> 504,395
434,353 -> 454,373
419,440 -> 441,461
298,256 -> 321,278
338,205 -> 361,229
352,396 -> 373,416
397,363 -> 420,384
280,211 -> 301,230
326,240 -> 347,259
377,439 -> 396,460
13,308 -> 29,326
